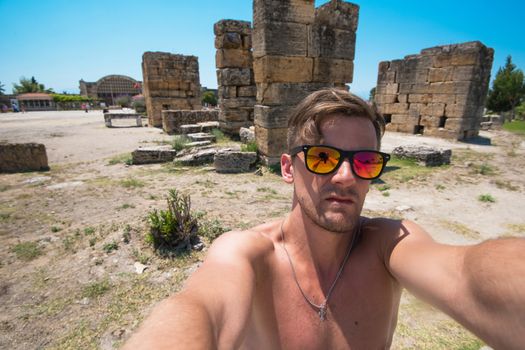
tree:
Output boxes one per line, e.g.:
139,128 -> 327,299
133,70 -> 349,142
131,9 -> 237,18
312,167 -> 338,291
486,56 -> 525,118
0,81 -> 5,95
202,91 -> 217,107
12,76 -> 54,94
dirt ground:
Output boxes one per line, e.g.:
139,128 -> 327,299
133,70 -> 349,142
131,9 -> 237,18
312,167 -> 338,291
0,110 -> 524,349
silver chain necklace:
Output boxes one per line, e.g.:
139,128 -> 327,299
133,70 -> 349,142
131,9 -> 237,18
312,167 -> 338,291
280,219 -> 360,321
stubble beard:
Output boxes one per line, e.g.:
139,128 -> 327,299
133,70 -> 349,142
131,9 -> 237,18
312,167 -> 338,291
295,186 -> 363,234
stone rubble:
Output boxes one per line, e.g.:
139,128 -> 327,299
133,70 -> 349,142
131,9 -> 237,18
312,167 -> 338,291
214,150 -> 258,173
131,146 -> 177,165
162,110 -> 219,134
0,143 -> 49,173
392,145 -> 452,167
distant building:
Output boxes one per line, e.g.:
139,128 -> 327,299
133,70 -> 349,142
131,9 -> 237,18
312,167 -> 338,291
17,93 -> 56,111
79,75 -> 142,106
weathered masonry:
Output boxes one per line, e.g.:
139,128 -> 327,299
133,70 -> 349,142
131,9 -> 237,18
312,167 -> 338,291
253,0 -> 359,164
141,52 -> 202,127
374,41 -> 494,140
215,20 -> 256,135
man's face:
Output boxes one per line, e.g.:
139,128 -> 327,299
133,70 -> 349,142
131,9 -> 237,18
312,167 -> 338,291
288,115 -> 377,233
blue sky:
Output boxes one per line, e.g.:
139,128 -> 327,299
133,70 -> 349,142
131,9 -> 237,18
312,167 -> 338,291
1,0 -> 524,98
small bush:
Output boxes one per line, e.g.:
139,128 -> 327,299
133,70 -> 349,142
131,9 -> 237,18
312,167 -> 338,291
11,241 -> 43,261
241,142 -> 258,152
211,128 -> 227,143
478,194 -> 496,203
115,96 -> 131,108
108,153 -> 133,166
132,99 -> 146,113
82,279 -> 111,298
172,135 -> 191,151
102,241 -> 118,253
199,218 -> 229,242
84,227 -> 95,235
378,184 -> 391,192
120,178 -> 145,188
147,189 -> 199,253
50,226 -> 62,233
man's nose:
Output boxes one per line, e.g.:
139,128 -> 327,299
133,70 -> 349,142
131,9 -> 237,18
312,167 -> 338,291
331,158 -> 356,185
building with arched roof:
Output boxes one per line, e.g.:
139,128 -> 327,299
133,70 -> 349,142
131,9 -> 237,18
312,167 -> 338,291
79,75 -> 142,106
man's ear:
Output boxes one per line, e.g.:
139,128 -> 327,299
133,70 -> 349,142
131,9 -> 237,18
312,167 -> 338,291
281,154 -> 294,184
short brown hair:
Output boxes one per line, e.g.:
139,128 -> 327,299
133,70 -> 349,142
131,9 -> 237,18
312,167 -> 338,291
287,89 -> 385,151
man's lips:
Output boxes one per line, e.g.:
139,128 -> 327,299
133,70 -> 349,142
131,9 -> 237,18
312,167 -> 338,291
325,195 -> 356,204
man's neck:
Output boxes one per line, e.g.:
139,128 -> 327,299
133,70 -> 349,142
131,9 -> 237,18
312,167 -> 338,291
282,206 -> 359,286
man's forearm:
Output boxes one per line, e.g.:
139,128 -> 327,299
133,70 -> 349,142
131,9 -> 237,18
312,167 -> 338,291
461,237 -> 525,349
123,293 -> 217,349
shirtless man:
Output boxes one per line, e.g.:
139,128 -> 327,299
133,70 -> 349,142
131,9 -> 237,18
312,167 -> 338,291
124,89 -> 525,349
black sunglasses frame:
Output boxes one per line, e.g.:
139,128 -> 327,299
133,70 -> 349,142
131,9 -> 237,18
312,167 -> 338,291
290,145 -> 391,180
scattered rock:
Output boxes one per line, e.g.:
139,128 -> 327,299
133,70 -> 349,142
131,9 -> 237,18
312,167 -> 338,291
192,242 -> 205,251
185,141 -> 212,148
46,181 -> 84,190
134,262 -> 148,274
214,150 -> 257,173
395,205 -> 412,212
131,146 -> 177,165
175,148 -> 218,166
392,145 -> 451,166
79,297 -> 90,305
22,176 -> 51,184
0,142 -> 49,173
180,124 -> 202,134
239,126 -> 255,143
186,132 -> 216,143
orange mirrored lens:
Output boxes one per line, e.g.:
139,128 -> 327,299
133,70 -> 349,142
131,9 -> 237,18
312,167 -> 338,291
353,151 -> 384,179
306,146 -> 341,174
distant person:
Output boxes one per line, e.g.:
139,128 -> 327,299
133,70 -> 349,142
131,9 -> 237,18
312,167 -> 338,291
21,105 -> 26,113
1,104 -> 7,113
12,104 -> 19,113
124,89 -> 525,350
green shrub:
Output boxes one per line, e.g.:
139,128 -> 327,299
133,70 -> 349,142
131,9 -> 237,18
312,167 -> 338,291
102,241 -> 118,253
147,189 -> 199,253
82,279 -> 111,298
172,135 -> 191,151
132,99 -> 146,113
241,141 -> 258,152
11,241 -> 43,261
478,194 -> 496,203
115,96 -> 131,108
211,128 -> 227,143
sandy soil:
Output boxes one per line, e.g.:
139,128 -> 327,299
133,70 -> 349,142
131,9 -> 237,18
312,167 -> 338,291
0,110 -> 524,349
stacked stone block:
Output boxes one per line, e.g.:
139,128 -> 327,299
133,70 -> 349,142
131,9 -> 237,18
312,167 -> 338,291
253,0 -> 359,164
162,110 -> 219,134
142,52 -> 202,127
215,20 -> 256,135
375,41 -> 494,140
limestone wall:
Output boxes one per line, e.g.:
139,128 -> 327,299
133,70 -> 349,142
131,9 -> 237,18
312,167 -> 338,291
162,110 -> 219,134
142,52 -> 202,127
0,143 -> 49,173
215,20 -> 256,135
253,0 -> 359,164
375,41 -> 494,140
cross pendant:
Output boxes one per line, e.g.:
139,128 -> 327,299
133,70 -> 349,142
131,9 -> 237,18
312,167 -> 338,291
318,304 -> 327,321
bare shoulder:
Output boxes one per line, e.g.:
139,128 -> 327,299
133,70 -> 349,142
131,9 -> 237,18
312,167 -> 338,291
198,220 -> 280,276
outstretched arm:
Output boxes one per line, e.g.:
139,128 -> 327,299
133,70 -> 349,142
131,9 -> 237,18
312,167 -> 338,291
123,231 -> 265,349
386,220 -> 525,350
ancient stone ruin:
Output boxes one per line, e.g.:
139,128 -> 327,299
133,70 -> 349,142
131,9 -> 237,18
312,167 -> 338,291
214,20 -> 256,135
253,0 -> 359,164
0,143 -> 49,173
374,41 -> 494,140
141,52 -> 202,127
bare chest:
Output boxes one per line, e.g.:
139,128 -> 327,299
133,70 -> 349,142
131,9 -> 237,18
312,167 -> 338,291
244,251 -> 401,349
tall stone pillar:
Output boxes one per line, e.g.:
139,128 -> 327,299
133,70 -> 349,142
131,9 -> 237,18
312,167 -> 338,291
142,52 -> 202,127
215,20 -> 256,135
253,0 -> 359,164
374,41 -> 494,140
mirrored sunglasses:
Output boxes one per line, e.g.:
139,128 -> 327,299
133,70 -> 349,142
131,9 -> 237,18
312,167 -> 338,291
290,145 -> 390,180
